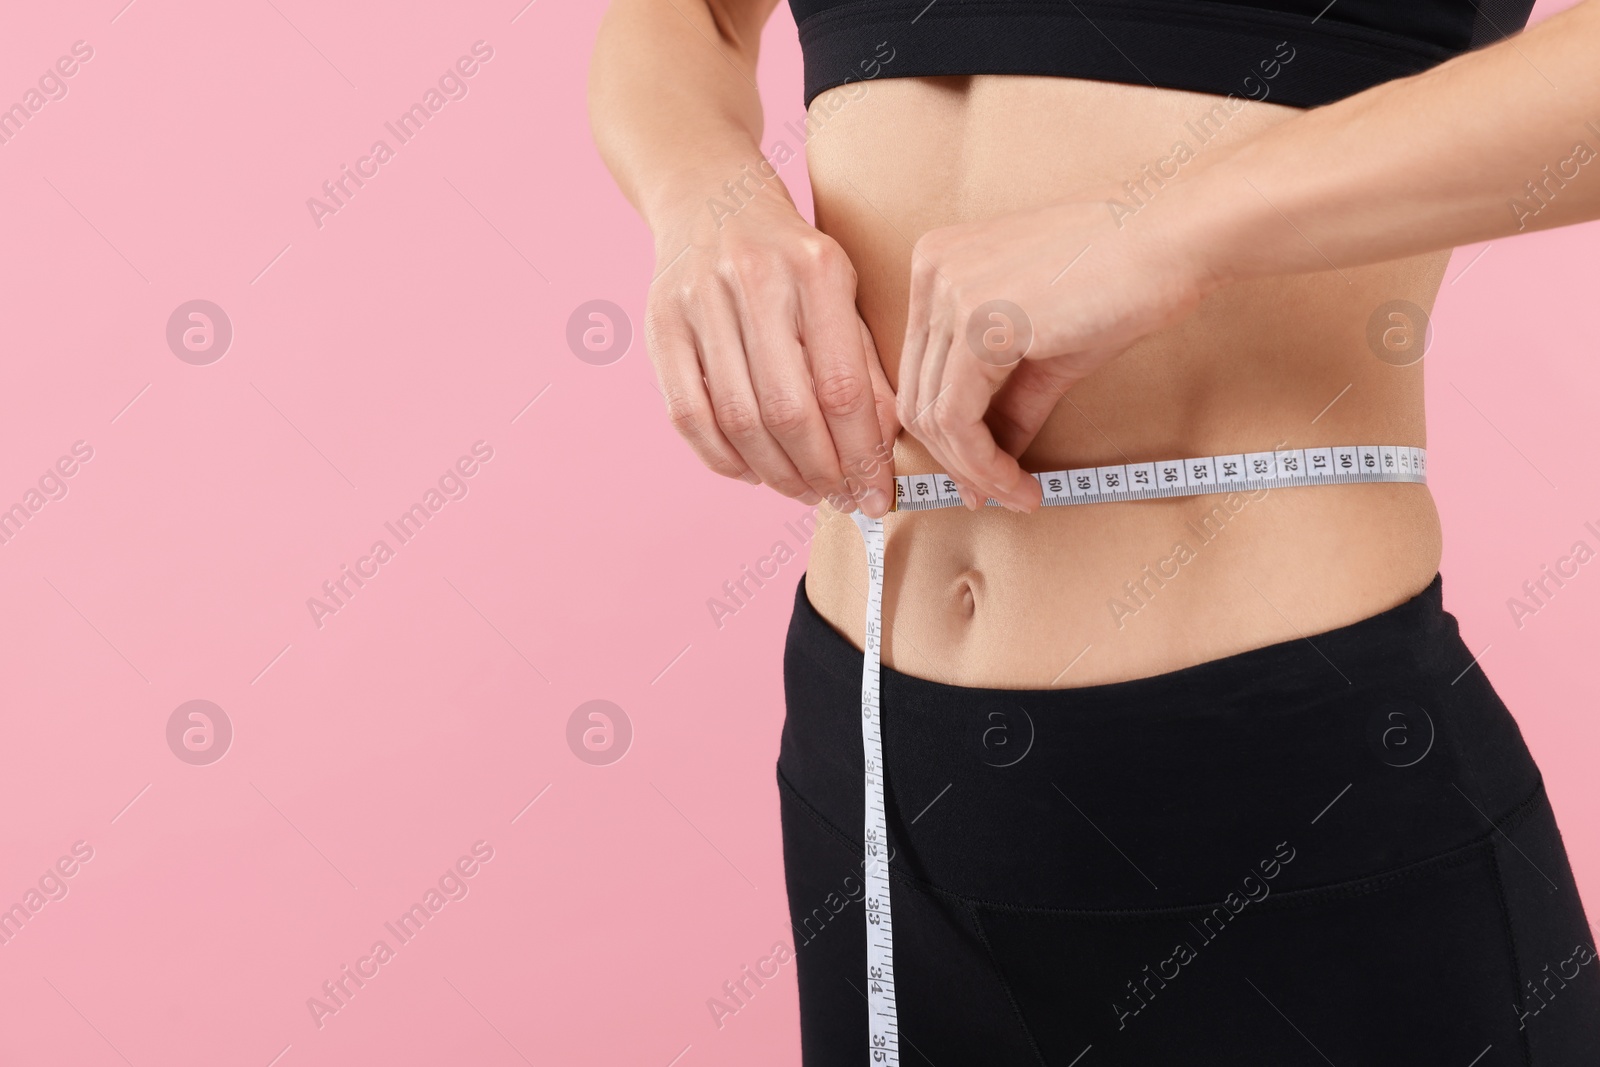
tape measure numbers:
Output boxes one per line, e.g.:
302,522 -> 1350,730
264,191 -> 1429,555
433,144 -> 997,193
847,444 -> 1427,1066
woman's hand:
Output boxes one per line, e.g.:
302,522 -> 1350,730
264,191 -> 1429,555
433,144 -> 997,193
897,194 -> 1216,512
645,181 -> 900,517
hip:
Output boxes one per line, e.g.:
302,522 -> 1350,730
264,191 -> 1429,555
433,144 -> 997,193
779,567 -> 1538,910
776,570 -> 1600,1062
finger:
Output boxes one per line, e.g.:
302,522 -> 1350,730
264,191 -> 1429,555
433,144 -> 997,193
693,291 -> 818,503
895,244 -> 936,441
935,341 -> 1041,511
915,296 -> 952,433
916,305 -> 990,511
857,319 -> 903,513
741,285 -> 852,506
910,288 -> 957,440
797,281 -> 895,517
860,317 -> 901,461
648,316 -> 756,483
985,356 -> 1092,459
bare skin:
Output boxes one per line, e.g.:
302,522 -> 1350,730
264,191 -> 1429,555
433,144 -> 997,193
590,0 -> 1600,688
801,75 -> 1442,687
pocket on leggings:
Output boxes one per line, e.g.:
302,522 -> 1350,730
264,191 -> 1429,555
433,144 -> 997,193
971,839 -> 1535,1067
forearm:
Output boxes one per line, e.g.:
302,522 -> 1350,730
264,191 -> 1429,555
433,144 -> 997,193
1173,0 -> 1600,286
588,0 -> 789,240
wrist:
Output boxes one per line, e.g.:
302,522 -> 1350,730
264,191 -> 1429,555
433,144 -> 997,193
1142,135 -> 1322,295
641,152 -> 798,248
1139,142 -> 1251,295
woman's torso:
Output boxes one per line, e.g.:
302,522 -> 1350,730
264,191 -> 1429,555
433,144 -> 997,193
801,73 -> 1446,688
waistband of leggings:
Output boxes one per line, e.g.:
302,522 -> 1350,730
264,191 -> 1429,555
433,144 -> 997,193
779,570 -> 1544,910
788,569 -> 1461,714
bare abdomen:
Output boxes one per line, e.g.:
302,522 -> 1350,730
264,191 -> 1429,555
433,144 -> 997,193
799,74 -> 1445,688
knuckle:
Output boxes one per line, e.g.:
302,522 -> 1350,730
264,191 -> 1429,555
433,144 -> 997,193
713,397 -> 763,439
727,246 -> 774,285
670,282 -> 701,311
772,478 -> 813,500
643,301 -> 689,343
814,369 -> 869,418
793,235 -> 829,266
985,404 -> 1026,441
795,236 -> 849,279
758,392 -> 810,435
662,394 -> 704,434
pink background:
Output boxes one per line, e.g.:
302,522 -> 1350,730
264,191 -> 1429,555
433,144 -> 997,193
0,1 -> 1595,1064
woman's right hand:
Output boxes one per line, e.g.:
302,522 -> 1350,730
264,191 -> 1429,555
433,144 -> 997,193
644,179 -> 901,517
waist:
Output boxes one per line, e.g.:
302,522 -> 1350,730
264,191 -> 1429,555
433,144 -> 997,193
805,468 -> 1442,687
801,287 -> 1446,683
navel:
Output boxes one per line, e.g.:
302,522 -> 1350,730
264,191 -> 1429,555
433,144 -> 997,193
952,569 -> 981,621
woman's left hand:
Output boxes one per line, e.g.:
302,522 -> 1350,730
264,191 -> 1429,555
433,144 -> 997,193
896,192 -> 1219,511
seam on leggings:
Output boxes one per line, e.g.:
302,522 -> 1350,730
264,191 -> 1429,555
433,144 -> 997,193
776,764 -> 1547,919
962,897 -> 1052,1067
1488,839 -> 1537,1067
1440,659 -> 1497,839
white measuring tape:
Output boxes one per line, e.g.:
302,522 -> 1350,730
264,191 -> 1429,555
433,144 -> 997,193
847,443 -> 1427,1065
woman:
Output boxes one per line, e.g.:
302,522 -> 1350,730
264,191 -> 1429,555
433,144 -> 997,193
590,0 -> 1600,1062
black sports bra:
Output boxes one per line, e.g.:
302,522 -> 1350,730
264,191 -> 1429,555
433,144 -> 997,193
788,0 -> 1536,109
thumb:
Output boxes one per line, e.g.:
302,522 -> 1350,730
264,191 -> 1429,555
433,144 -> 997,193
860,315 -> 902,453
984,355 -> 1093,458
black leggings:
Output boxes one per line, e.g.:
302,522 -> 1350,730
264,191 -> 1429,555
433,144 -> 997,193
777,573 -> 1600,1065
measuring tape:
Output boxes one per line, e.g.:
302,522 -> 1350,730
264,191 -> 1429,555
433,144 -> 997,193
847,443 -> 1427,1065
